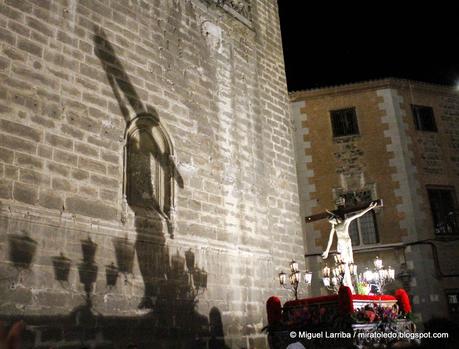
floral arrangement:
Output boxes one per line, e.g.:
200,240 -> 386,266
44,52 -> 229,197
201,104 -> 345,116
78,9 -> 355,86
356,281 -> 370,295
285,303 -> 336,327
353,304 -> 400,323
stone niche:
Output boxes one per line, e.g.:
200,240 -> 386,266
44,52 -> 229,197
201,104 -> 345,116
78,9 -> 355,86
124,113 -> 177,237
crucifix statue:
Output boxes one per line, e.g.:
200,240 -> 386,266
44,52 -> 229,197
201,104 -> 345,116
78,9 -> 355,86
305,198 -> 383,293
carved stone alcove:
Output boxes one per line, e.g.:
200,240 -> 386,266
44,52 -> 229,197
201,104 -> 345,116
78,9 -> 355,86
332,183 -> 378,208
123,113 -> 177,237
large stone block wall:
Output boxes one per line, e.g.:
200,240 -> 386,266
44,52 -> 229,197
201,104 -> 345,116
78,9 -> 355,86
0,0 -> 304,347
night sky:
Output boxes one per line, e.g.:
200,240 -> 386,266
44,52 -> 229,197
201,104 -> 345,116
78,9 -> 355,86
277,2 -> 459,91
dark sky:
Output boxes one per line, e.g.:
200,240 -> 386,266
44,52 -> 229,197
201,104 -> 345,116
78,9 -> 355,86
277,2 -> 459,91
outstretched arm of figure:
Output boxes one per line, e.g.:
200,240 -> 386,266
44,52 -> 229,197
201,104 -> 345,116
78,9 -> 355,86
345,201 -> 378,225
322,227 -> 335,259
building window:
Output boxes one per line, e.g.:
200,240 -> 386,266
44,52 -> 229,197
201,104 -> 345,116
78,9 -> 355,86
348,211 -> 379,246
427,187 -> 458,235
341,190 -> 379,246
330,107 -> 359,137
411,105 -> 437,132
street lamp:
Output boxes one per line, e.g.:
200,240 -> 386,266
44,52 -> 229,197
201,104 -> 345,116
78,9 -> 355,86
278,260 -> 311,300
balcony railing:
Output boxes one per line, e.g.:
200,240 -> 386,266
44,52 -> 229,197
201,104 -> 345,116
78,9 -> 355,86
212,0 -> 252,27
434,211 -> 459,235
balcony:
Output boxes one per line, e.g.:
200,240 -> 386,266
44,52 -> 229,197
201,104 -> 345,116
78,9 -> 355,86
211,0 -> 252,27
434,211 -> 459,235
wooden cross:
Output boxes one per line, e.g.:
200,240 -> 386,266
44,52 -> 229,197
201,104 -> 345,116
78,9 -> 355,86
305,199 -> 383,223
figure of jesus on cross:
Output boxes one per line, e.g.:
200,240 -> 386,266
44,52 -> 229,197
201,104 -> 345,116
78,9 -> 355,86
322,201 -> 378,293
305,199 -> 382,294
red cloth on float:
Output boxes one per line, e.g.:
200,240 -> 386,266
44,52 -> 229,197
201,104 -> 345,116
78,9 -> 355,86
266,296 -> 282,325
283,294 -> 339,309
338,285 -> 354,314
394,289 -> 411,313
283,293 -> 396,309
266,288 -> 409,324
353,295 -> 396,301
282,286 -> 355,314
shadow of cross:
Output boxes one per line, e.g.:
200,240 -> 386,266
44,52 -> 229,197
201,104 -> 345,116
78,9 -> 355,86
93,26 -> 184,308
93,25 -> 184,218
93,25 -> 183,186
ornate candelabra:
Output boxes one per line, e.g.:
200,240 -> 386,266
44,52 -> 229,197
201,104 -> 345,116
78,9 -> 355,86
278,260 -> 312,300
320,254 -> 394,295
360,256 -> 395,295
279,255 -> 394,297
321,253 -> 358,294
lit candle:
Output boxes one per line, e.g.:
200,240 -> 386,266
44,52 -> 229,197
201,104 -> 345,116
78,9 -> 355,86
363,268 -> 373,282
322,264 -> 330,278
350,263 -> 357,276
290,260 -> 299,273
388,266 -> 395,280
294,271 -> 301,283
374,256 -> 383,270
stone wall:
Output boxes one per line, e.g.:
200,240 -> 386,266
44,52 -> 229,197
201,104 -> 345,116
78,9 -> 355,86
0,0 -> 304,347
395,85 -> 459,321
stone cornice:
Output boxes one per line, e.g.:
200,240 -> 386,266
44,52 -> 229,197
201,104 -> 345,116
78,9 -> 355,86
289,78 -> 457,101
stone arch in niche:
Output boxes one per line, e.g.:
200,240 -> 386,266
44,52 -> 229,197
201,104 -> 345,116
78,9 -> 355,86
123,112 -> 176,237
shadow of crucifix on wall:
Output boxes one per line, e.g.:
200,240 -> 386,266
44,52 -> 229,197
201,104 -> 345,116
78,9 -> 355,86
94,26 -> 185,309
